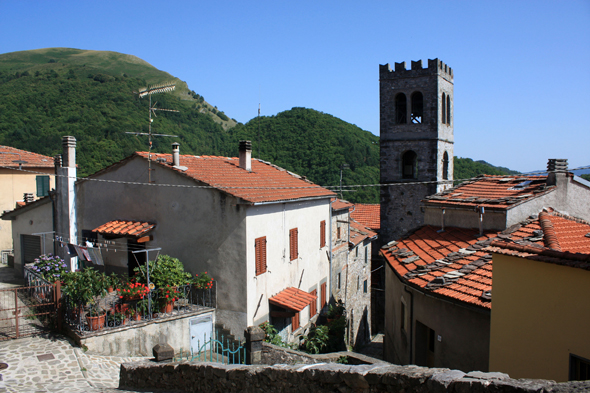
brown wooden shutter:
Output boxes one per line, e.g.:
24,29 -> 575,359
320,282 -> 327,309
255,236 -> 267,275
310,289 -> 317,317
292,311 -> 300,331
289,228 -> 298,261
320,220 -> 326,248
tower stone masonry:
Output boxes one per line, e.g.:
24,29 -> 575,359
380,59 -> 454,243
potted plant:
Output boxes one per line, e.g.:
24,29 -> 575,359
31,254 -> 69,283
107,273 -> 120,293
192,271 -> 214,290
86,301 -> 106,331
133,255 -> 192,289
326,301 -> 345,323
128,308 -> 141,322
158,286 -> 181,313
118,281 -> 149,301
62,268 -> 109,330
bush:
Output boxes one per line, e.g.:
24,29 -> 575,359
259,322 -> 285,347
31,254 -> 68,282
302,325 -> 329,354
133,255 -> 192,288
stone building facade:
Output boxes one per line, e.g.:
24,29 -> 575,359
379,59 -> 454,243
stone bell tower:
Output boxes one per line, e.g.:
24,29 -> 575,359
379,59 -> 454,242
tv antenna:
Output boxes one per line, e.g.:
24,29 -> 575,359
127,83 -> 179,183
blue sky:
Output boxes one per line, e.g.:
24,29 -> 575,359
1,0 -> 588,172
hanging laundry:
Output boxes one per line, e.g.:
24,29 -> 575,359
89,248 -> 104,266
73,245 -> 86,261
67,244 -> 77,255
80,246 -> 92,262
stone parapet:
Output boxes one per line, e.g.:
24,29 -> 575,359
119,360 -> 589,392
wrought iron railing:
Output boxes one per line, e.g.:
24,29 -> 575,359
175,327 -> 245,365
63,281 -> 216,335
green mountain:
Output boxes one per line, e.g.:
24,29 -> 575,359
454,157 -> 520,181
0,48 -> 234,175
0,48 -> 519,204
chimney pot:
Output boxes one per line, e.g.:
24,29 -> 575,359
172,143 -> 180,167
62,136 -> 76,168
547,158 -> 568,186
24,193 -> 34,204
239,140 -> 252,171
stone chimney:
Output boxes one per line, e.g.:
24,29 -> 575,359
172,143 -> 180,167
23,193 -> 34,204
546,159 -> 568,186
239,140 -> 252,172
55,136 -> 78,271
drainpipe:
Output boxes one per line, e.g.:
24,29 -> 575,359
56,136 -> 78,271
329,200 -> 333,304
404,285 -> 414,364
437,208 -> 446,233
478,206 -> 485,237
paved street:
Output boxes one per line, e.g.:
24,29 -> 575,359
0,265 -> 153,392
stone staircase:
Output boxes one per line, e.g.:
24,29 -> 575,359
214,323 -> 243,351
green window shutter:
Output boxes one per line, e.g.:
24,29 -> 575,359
36,176 -> 50,197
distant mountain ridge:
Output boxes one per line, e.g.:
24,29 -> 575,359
0,48 -> 519,203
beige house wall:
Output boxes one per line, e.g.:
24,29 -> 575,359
0,168 -> 54,251
489,253 -> 590,382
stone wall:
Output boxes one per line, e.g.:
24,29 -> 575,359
119,360 -> 589,393
261,342 -> 380,366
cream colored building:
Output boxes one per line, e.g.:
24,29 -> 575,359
0,146 -> 54,255
488,211 -> 590,382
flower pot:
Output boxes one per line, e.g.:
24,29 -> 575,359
116,303 -> 130,314
86,313 -> 106,331
107,287 -> 114,293
160,301 -> 174,314
133,313 -> 142,321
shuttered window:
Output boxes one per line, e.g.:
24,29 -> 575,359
36,175 -> 50,197
289,228 -> 298,261
320,220 -> 326,248
310,289 -> 317,317
320,282 -> 327,309
255,236 -> 267,275
292,311 -> 300,331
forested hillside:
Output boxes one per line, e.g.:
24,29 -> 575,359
0,48 -> 519,204
222,107 -> 380,203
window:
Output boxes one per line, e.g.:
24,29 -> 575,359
446,94 -> 451,125
320,220 -> 326,248
337,226 -> 341,240
410,91 -> 423,123
395,93 -> 407,124
289,228 -> 298,261
402,151 -> 417,179
255,236 -> 267,275
292,311 -> 300,331
337,272 -> 341,289
570,354 -> 590,381
310,289 -> 317,317
357,276 -> 360,291
355,247 -> 358,257
320,282 -> 327,309
441,93 -> 446,124
364,247 -> 368,264
363,280 -> 368,293
36,175 -> 50,197
442,151 -> 449,180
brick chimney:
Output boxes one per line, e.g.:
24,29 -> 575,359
546,159 -> 568,186
239,140 -> 252,172
172,142 -> 180,167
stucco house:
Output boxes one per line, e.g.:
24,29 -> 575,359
3,138 -> 335,342
0,145 -> 55,260
381,161 -> 590,372
330,199 -> 377,349
488,210 -> 590,382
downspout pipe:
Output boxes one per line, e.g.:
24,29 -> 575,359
329,200 -> 333,304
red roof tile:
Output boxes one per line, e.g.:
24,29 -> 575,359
136,152 -> 335,204
424,175 -> 553,210
92,220 -> 156,238
351,204 -> 380,230
269,287 -> 317,312
349,219 -> 378,247
332,199 -> 354,211
382,209 -> 590,309
0,145 -> 53,168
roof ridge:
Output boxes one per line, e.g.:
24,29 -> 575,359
539,211 -> 562,251
543,209 -> 590,226
489,240 -> 590,262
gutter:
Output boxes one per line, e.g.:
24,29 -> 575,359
251,195 -> 334,206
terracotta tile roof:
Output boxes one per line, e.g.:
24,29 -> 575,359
349,219 -> 378,247
92,220 -> 156,238
269,287 -> 317,312
488,210 -> 590,270
382,209 -> 590,309
136,152 -> 335,204
424,175 -> 554,210
351,204 -> 380,230
0,145 -> 53,168
331,199 -> 354,211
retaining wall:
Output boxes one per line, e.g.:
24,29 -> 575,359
119,361 -> 589,392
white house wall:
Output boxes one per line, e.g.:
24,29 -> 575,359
10,201 -> 54,273
245,199 -> 330,332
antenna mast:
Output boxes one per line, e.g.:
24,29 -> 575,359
128,83 -> 179,183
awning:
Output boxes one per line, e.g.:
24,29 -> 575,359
92,220 -> 155,239
269,287 -> 317,312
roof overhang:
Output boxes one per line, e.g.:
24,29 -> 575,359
1,196 -> 52,220
92,220 -> 156,240
269,287 -> 317,312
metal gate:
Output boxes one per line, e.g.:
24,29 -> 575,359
0,283 -> 57,340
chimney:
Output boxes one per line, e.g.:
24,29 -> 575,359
239,140 -> 252,171
56,136 -> 78,271
172,143 -> 180,167
546,159 -> 568,186
23,193 -> 34,204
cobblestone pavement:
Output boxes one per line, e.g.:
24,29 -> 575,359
0,333 -> 155,392
357,333 -> 384,360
